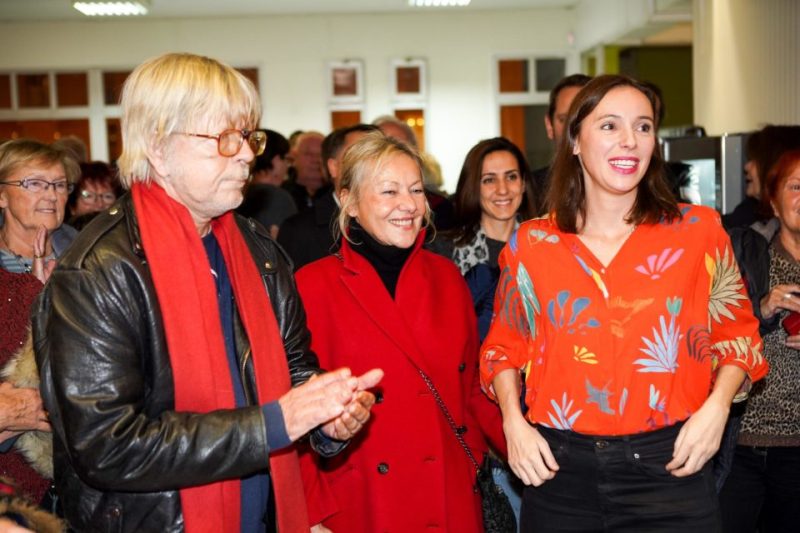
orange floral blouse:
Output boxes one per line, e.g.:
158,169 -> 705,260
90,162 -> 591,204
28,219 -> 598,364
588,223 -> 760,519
480,204 -> 768,435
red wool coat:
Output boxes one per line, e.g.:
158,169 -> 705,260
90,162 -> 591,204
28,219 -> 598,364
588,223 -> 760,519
296,233 -> 506,533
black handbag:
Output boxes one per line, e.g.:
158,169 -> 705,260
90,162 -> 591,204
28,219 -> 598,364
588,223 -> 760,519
417,368 -> 517,533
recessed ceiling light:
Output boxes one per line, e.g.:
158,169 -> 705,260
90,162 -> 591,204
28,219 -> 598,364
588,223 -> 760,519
72,1 -> 150,16
408,0 -> 472,7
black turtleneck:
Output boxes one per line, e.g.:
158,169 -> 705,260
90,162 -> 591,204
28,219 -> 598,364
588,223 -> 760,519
349,220 -> 414,299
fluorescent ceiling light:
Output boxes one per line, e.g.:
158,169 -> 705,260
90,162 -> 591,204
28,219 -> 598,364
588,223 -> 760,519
408,0 -> 471,7
72,1 -> 150,16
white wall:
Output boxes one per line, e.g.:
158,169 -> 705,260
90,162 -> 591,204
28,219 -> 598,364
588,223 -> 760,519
0,9 -> 576,191
693,0 -> 800,134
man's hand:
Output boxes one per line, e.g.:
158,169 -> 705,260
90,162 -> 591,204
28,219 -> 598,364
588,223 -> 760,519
278,368 -> 383,442
0,382 -> 50,433
320,368 -> 383,440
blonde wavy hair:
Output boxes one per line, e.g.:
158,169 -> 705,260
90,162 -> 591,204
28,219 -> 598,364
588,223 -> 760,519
336,132 -> 432,243
117,53 -> 261,187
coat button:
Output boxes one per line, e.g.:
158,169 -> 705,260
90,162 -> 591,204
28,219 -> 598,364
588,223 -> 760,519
458,362 -> 466,372
109,207 -> 119,215
595,440 -> 609,449
375,391 -> 384,404
377,462 -> 389,474
264,261 -> 272,269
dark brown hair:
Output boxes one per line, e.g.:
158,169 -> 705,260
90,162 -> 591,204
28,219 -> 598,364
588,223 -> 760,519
764,149 -> 800,209
451,137 -> 538,247
545,74 -> 680,233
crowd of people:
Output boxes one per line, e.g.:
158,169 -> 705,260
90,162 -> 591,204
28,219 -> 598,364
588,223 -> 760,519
0,51 -> 797,533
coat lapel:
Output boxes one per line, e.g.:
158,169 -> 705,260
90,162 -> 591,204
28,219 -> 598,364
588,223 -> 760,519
338,237 -> 432,374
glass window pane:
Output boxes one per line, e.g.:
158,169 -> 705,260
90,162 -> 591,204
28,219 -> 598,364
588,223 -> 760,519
106,118 -> 122,164
103,71 -> 130,105
332,68 -> 358,96
56,72 -> 88,106
394,109 -> 425,152
535,59 -> 566,92
0,119 -> 90,154
236,68 -> 259,92
0,74 -> 10,109
331,110 -> 362,130
396,66 -> 421,94
17,74 -> 50,108
499,60 -> 529,93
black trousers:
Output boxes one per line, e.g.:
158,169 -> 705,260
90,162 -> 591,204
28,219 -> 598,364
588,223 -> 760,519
520,424 -> 721,532
719,444 -> 800,533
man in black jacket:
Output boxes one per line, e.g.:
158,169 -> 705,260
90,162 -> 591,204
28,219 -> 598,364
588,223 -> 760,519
278,123 -> 379,270
32,53 -> 381,533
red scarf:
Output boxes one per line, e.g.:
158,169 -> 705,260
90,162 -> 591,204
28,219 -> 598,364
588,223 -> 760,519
131,182 -> 309,533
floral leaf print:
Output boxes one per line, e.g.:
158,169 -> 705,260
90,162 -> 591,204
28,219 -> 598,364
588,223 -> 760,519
712,336 -> 765,371
568,297 -> 590,326
619,387 -> 628,415
574,254 -> 609,299
547,291 -> 600,334
585,378 -> 615,415
708,247 -> 747,324
497,266 -> 529,338
573,345 -> 598,364
685,325 -> 712,363
635,298 -> 682,373
634,248 -> 684,280
648,384 -> 666,412
646,384 -> 672,429
543,392 -> 583,430
516,263 -> 541,338
509,229 -> 519,255
528,228 -> 560,245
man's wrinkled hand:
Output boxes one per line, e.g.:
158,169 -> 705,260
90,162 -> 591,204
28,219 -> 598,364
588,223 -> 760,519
278,367 -> 383,442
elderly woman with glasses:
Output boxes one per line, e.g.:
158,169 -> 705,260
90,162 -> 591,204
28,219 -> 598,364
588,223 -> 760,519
0,139 -> 79,275
0,138 -> 79,504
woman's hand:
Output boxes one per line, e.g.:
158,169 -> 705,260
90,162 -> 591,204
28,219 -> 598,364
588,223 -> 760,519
503,415 -> 559,486
31,226 -> 56,284
759,283 -> 800,319
665,396 -> 728,477
0,382 -> 50,433
666,365 -> 746,477
493,368 -> 558,486
785,334 -> 800,350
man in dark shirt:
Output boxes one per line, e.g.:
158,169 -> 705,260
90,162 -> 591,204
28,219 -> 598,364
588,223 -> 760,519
532,74 -> 592,196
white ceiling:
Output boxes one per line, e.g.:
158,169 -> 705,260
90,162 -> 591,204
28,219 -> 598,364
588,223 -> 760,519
0,0 -> 580,22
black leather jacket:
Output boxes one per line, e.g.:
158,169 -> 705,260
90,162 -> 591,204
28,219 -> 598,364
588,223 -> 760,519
32,195 -> 320,532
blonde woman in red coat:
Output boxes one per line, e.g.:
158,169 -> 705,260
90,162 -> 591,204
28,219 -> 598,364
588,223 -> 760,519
298,132 -> 506,532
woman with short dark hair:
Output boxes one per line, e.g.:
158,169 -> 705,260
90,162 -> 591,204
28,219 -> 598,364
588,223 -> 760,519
481,75 -> 767,531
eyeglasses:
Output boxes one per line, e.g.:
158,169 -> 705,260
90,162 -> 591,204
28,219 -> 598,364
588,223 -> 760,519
79,189 -> 116,204
0,178 -> 74,194
176,128 -> 267,157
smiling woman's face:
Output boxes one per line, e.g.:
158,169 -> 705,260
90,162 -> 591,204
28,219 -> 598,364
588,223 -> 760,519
573,86 -> 656,202
0,161 -> 69,234
345,154 -> 426,248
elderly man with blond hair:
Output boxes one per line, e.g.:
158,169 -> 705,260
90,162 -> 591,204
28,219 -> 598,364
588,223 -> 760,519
33,52 -> 381,533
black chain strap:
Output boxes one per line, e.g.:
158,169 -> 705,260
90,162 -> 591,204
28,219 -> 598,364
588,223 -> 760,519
417,368 -> 480,472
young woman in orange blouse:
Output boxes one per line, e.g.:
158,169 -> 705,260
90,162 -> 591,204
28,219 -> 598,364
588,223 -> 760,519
480,75 -> 768,531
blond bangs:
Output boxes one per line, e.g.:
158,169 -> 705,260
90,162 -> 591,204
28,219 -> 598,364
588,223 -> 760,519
118,53 -> 261,187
